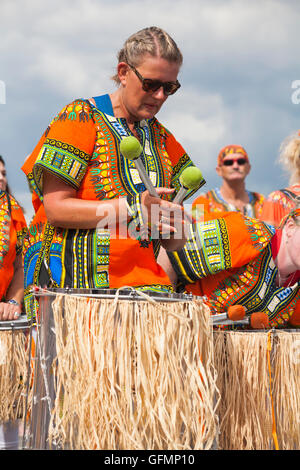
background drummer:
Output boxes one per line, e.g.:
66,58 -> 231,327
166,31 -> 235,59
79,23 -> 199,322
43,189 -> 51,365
192,145 -> 264,219
0,154 -> 27,451
158,208 -> 300,328
261,130 -> 300,227
0,155 -> 27,321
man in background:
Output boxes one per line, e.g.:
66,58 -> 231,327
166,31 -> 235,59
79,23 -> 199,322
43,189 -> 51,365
193,145 -> 264,219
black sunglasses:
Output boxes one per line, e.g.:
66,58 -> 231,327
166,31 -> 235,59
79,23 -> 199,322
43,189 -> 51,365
223,158 -> 247,166
127,63 -> 181,96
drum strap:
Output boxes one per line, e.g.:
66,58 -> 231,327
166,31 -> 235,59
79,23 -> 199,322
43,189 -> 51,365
92,94 -> 114,116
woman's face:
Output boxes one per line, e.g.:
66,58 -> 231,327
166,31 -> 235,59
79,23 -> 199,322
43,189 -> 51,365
0,162 -> 7,191
118,54 -> 180,122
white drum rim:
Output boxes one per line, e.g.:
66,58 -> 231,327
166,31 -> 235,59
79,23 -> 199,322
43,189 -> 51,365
0,315 -> 30,331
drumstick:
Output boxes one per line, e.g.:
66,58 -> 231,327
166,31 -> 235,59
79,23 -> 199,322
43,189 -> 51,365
173,166 -> 205,204
120,136 -> 159,197
212,307 -> 270,329
212,304 -> 246,324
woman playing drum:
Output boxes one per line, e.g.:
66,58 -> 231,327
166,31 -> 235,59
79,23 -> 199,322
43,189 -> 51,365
0,155 -> 27,321
158,208 -> 300,328
261,130 -> 300,227
0,155 -> 27,450
21,27 -> 200,321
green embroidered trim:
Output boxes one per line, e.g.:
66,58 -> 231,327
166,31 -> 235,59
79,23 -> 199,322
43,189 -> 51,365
33,138 -> 90,196
126,193 -> 152,247
32,222 -> 55,285
24,287 -> 39,322
168,218 -> 231,284
94,229 -> 110,288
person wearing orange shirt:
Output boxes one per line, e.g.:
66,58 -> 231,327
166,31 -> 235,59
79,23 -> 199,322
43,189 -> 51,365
0,156 -> 27,320
193,145 -> 264,220
0,155 -> 27,450
158,208 -> 300,329
261,131 -> 300,227
21,27 -> 200,321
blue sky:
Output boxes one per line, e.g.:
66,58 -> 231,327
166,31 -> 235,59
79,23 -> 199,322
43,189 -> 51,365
1,0 -> 300,221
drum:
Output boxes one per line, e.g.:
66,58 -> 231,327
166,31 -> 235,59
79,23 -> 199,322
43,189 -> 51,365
213,329 -> 300,450
26,287 -> 218,450
0,316 -> 31,434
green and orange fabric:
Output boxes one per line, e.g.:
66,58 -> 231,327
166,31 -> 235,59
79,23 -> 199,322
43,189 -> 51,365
22,98 -> 198,320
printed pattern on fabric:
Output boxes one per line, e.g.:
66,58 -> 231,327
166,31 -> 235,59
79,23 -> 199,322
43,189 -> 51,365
169,217 -> 233,284
0,193 -> 11,268
61,228 -> 110,289
243,216 -> 274,251
168,213 -> 299,327
34,138 -> 90,194
260,184 -> 300,227
0,193 -> 27,265
89,110 -> 176,201
194,188 -> 265,219
0,192 -> 27,300
171,153 -> 194,194
9,197 -> 27,255
208,245 -> 300,327
266,188 -> 300,210
22,98 -> 197,319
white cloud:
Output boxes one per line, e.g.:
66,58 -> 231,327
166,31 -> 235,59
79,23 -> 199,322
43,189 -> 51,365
1,0 -> 300,202
165,112 -> 225,145
158,89 -> 228,173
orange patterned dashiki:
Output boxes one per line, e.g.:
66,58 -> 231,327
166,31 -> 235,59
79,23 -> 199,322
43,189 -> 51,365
22,98 -> 198,318
192,189 -> 265,219
260,184 -> 300,227
0,191 -> 27,300
167,211 -> 300,328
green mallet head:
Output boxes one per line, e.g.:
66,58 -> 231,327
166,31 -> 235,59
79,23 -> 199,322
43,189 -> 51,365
179,166 -> 204,190
120,136 -> 142,160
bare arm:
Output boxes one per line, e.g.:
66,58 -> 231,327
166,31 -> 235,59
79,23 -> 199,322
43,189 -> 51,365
43,171 -> 129,229
43,170 -> 191,256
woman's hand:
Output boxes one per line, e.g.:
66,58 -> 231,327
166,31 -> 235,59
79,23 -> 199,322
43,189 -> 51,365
141,188 -> 192,250
0,302 -> 22,321
43,171 -> 191,250
2,253 -> 24,321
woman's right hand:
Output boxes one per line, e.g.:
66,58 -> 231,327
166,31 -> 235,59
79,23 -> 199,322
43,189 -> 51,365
0,302 -> 22,321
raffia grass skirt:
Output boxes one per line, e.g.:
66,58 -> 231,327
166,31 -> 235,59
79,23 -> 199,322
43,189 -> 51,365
0,328 -> 31,423
46,294 -> 218,450
214,330 -> 300,450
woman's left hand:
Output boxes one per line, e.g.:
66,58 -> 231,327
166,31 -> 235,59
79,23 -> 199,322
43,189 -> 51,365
138,187 -> 191,250
0,302 -> 22,321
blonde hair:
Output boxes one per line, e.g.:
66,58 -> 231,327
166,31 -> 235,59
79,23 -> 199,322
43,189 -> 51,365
112,26 -> 183,84
278,132 -> 300,185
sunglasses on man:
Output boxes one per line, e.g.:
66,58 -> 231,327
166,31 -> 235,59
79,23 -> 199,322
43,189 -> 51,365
222,158 -> 248,166
127,63 -> 181,96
